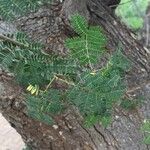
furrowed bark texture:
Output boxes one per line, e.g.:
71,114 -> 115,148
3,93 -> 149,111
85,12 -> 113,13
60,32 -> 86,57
0,0 -> 150,149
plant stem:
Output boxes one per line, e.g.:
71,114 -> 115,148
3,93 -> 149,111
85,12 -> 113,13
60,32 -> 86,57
44,76 -> 56,92
0,34 -> 28,48
55,75 -> 75,86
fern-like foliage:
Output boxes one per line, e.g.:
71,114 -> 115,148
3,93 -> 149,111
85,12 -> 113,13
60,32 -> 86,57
26,89 -> 64,125
68,49 -> 129,127
109,49 -> 131,73
68,74 -> 125,127
0,0 -> 51,20
0,32 -> 77,87
65,15 -> 107,67
0,14 -> 131,127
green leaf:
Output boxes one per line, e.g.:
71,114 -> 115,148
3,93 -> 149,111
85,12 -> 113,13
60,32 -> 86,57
141,120 -> 150,144
100,116 -> 112,128
65,14 -> 107,66
141,121 -> 150,132
109,49 -> 131,72
26,89 -> 64,125
84,115 -> 99,128
68,66 -> 126,126
0,0 -> 52,20
70,14 -> 88,34
143,136 -> 150,145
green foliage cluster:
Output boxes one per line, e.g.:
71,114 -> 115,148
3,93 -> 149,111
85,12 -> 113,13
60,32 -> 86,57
68,50 -> 129,127
26,89 -> 64,125
0,0 -> 52,20
141,120 -> 150,144
0,14 -> 130,126
65,15 -> 106,65
116,0 -> 149,29
0,32 -> 76,87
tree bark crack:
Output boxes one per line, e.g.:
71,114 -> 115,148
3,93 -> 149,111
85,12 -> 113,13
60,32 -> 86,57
77,121 -> 97,150
93,125 -> 110,149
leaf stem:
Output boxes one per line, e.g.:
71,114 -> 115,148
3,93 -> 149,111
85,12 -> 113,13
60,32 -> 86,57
44,76 -> 56,92
0,34 -> 28,48
85,35 -> 93,70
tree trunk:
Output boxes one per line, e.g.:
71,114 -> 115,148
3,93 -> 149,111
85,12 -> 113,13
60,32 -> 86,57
0,0 -> 150,150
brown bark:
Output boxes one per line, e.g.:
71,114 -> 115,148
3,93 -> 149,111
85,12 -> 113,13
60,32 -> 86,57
0,0 -> 150,150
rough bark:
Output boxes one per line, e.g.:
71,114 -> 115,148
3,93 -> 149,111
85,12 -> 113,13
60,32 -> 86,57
0,0 -> 150,150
